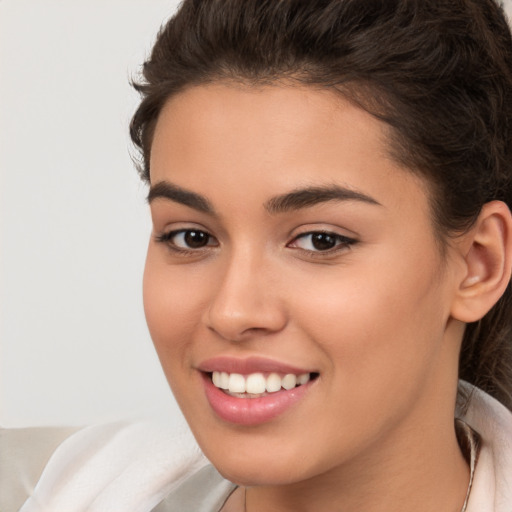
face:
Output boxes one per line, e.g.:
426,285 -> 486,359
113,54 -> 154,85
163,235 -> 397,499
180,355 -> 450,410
144,83 -> 465,486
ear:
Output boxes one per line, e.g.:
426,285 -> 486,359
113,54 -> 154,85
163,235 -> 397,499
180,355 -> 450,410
451,201 -> 512,323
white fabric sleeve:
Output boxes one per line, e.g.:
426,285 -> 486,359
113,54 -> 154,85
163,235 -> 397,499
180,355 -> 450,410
19,421 -> 208,512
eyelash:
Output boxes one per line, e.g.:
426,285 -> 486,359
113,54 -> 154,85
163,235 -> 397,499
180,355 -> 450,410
155,229 -> 219,255
154,229 -> 357,256
287,231 -> 357,255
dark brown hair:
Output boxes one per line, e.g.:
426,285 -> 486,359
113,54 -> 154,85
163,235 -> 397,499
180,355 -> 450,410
130,0 -> 512,409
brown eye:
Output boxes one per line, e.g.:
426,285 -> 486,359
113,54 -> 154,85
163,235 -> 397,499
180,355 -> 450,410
156,229 -> 218,250
289,231 -> 357,252
183,230 -> 210,248
310,233 -> 337,251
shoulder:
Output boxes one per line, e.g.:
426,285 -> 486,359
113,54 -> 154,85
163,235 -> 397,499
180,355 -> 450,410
458,382 -> 512,512
2,421 -> 209,512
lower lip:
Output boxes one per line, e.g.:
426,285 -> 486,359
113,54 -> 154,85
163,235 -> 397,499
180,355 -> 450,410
201,373 -> 314,426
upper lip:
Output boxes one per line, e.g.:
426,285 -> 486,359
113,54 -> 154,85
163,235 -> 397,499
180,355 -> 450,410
197,356 -> 315,375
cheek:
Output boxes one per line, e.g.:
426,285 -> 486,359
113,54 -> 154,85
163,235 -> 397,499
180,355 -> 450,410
142,247 -> 203,367
291,250 -> 448,399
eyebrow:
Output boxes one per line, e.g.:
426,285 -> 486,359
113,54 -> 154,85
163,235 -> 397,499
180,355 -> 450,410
264,185 -> 381,214
147,181 -> 215,214
147,180 -> 381,215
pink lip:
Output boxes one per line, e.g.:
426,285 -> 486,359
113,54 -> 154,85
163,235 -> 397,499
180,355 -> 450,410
198,356 -> 317,426
202,375 -> 314,426
197,355 -> 313,375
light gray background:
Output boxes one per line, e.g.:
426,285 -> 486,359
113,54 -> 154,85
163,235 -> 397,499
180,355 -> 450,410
1,0 -> 512,428
0,0 -> 182,427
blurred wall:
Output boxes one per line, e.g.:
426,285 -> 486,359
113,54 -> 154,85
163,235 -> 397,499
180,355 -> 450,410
0,0 -> 183,427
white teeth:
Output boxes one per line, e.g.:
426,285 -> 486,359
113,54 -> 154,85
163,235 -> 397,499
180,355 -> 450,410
211,371 -> 312,395
266,373 -> 282,393
282,374 -> 297,390
219,372 -> 229,389
228,373 -> 246,393
246,373 -> 266,394
297,373 -> 310,385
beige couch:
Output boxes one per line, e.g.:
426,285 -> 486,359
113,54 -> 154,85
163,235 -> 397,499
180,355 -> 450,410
0,427 -> 80,511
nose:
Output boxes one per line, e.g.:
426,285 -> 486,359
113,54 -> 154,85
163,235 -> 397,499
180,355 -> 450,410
203,251 -> 287,342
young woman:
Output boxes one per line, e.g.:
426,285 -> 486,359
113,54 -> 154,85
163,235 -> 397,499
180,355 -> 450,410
131,0 -> 512,510
13,0 -> 512,511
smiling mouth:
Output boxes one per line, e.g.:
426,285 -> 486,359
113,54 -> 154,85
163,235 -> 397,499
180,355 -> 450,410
208,371 -> 319,398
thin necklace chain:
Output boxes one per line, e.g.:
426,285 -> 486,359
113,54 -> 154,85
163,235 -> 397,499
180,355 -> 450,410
243,422 -> 479,512
243,478 -> 473,512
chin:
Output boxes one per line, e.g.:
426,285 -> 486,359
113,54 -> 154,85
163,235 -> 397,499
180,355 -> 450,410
191,428 -> 327,487
211,456 -> 309,487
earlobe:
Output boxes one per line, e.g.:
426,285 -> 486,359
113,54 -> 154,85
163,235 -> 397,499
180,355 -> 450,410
451,201 -> 512,323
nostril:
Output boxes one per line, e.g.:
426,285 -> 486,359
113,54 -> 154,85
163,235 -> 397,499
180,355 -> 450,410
203,278 -> 288,341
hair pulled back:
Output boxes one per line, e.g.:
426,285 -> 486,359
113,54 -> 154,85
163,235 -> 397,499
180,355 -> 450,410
130,0 -> 512,409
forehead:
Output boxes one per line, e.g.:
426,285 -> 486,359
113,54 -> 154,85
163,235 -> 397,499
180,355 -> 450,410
150,82 -> 431,219
152,82 -> 388,158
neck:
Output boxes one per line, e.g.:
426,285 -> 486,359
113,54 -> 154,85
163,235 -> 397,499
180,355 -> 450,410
245,410 -> 469,512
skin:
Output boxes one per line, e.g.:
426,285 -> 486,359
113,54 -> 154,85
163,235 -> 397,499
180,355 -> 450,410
144,83 -> 473,512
